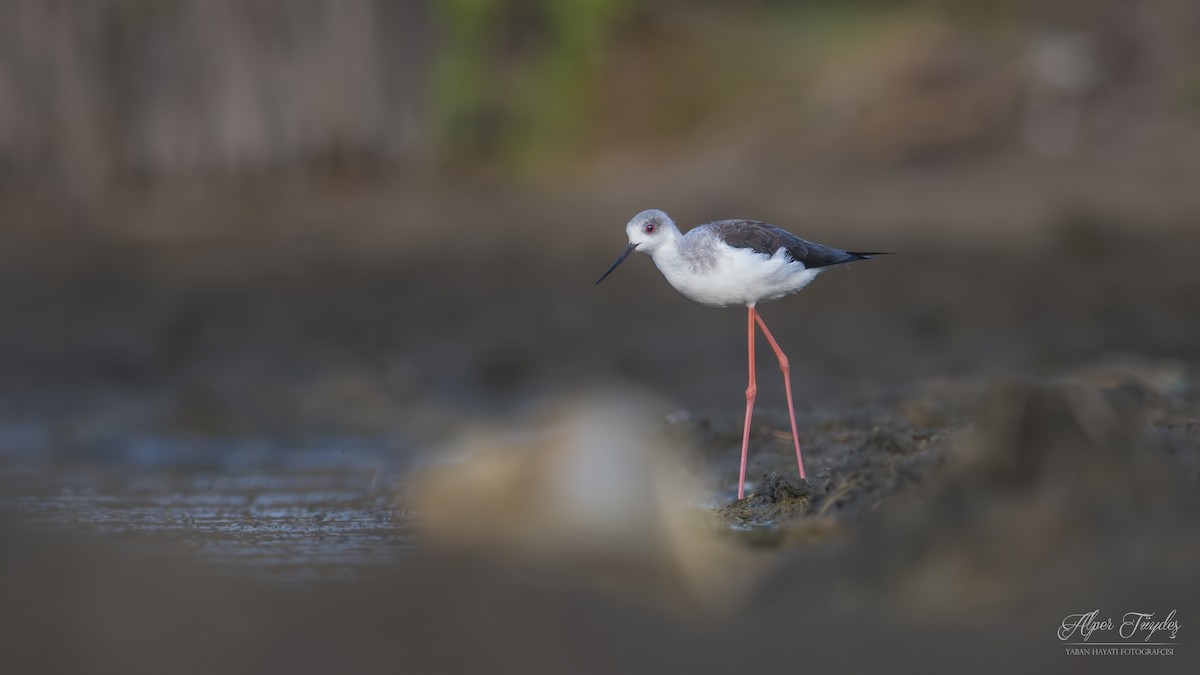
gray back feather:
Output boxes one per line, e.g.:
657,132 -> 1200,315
708,220 -> 867,269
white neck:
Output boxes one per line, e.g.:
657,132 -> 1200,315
643,223 -> 684,261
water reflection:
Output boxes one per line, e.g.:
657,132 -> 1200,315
0,434 -> 412,583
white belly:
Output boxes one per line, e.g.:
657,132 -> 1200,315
656,247 -> 820,308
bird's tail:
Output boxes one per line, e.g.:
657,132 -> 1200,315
846,251 -> 892,260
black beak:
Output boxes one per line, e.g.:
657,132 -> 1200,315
595,242 -> 638,285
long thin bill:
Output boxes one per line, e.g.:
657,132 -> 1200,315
594,243 -> 638,285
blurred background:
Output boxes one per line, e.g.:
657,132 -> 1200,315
1,1 -> 1199,672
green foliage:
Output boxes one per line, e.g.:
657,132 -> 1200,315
431,0 -> 630,170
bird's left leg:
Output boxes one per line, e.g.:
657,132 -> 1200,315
753,311 -> 807,480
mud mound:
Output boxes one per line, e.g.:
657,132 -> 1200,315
844,379 -> 1197,611
717,473 -> 812,529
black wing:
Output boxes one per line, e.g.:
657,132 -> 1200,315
708,220 -> 882,269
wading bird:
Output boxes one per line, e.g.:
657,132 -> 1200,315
596,209 -> 886,499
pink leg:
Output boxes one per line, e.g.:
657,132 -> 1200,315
754,311 -> 807,480
738,307 -> 758,499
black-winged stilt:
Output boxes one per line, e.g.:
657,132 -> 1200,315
596,209 -> 887,499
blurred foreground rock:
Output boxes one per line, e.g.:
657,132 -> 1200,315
410,393 -> 764,610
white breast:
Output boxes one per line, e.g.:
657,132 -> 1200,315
655,245 -> 820,308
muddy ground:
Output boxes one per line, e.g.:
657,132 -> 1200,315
1,160 -> 1199,672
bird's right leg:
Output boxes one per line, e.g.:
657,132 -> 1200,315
738,306 -> 757,499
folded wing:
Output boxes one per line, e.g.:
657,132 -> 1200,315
708,220 -> 882,269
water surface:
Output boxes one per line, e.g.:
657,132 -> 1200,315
0,434 -> 413,582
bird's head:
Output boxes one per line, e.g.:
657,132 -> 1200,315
625,209 -> 674,253
595,210 -> 676,284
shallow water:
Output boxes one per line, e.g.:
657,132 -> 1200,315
0,434 -> 414,582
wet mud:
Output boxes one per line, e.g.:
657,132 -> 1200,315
1,196 -> 1198,672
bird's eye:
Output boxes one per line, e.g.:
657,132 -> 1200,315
643,222 -> 657,234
